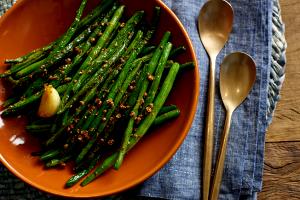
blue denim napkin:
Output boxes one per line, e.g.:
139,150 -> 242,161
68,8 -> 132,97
138,0 -> 272,199
0,0 -> 274,199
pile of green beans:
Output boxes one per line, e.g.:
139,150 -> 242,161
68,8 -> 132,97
0,0 -> 194,187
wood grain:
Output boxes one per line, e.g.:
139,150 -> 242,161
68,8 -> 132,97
259,0 -> 300,199
259,143 -> 300,199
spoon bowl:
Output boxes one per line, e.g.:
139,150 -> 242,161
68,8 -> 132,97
198,0 -> 234,56
220,52 -> 256,111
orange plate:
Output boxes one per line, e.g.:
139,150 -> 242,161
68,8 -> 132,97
0,0 -> 199,198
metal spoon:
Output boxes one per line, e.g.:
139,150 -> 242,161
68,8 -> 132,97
198,1 -> 233,199
210,52 -> 256,200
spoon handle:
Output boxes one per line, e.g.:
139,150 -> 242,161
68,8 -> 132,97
203,55 -> 216,200
210,110 -> 233,200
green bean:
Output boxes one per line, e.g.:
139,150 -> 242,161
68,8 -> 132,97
45,155 -> 72,168
80,153 -> 118,186
152,108 -> 180,126
179,61 -> 195,71
140,46 -> 156,56
1,84 -> 67,116
65,154 -> 101,187
169,45 -> 186,59
40,149 -> 60,161
158,105 -> 178,115
76,0 -> 116,32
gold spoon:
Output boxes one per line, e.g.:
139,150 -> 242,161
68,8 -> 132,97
210,52 -> 256,200
198,1 -> 233,199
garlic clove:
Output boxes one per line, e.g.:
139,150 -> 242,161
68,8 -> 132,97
38,85 -> 61,118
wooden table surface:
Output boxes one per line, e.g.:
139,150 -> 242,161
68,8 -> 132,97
258,0 -> 300,199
